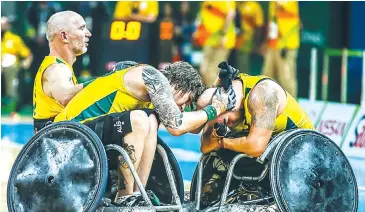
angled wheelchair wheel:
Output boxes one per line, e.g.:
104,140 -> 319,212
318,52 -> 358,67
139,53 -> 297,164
270,129 -> 358,212
7,121 -> 108,212
146,137 -> 185,204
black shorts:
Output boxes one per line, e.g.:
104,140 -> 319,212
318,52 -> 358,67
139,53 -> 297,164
83,108 -> 156,147
84,109 -> 156,172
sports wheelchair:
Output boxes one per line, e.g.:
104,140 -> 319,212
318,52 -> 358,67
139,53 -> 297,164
186,129 -> 359,212
7,122 -> 359,212
7,121 -> 184,212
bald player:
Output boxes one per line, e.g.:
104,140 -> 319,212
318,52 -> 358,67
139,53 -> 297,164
33,11 -> 91,131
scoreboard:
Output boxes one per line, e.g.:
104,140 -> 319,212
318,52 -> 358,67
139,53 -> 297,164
102,20 -> 155,71
101,20 -> 175,71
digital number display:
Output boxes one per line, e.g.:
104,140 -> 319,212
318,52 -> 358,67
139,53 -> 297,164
110,21 -> 142,41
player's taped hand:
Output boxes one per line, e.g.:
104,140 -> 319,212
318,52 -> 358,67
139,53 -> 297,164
226,86 -> 236,111
212,86 -> 236,113
218,61 -> 239,89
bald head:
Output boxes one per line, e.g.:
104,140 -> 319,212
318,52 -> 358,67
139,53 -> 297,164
46,11 -> 84,42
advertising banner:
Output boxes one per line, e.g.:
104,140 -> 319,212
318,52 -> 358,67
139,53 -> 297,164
298,99 -> 326,126
342,106 -> 365,159
316,102 -> 358,146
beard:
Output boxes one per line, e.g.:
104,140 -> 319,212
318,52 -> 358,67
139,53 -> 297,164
73,46 -> 87,56
71,40 -> 87,56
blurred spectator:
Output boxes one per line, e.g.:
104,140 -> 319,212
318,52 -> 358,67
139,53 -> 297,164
26,2 -> 57,47
26,2 -> 58,90
89,2 -> 110,76
70,2 -> 110,78
261,1 -> 300,97
235,1 -> 264,74
158,3 -> 175,68
194,1 -> 236,87
174,1 -> 195,63
113,1 -> 158,23
1,16 -> 33,118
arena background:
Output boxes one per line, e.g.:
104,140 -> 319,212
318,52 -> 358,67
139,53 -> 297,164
1,1 -> 365,211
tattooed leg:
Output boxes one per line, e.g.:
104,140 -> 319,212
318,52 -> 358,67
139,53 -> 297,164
118,143 -> 137,169
116,110 -> 150,197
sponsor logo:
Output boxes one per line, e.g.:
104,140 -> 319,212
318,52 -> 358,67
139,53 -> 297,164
114,119 -> 124,133
317,120 -> 346,137
350,115 -> 365,148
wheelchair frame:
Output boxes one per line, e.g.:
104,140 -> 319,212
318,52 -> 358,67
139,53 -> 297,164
99,144 -> 183,212
193,134 -> 282,212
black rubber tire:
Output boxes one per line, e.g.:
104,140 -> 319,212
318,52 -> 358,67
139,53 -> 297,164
270,129 -> 358,212
7,121 -> 108,212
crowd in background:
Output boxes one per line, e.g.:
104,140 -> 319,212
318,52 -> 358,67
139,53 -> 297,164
1,1 -> 300,119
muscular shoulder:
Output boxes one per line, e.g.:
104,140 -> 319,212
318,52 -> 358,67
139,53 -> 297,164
42,63 -> 72,82
41,63 -> 74,98
250,79 -> 286,106
247,80 -> 284,128
136,65 -> 181,128
123,65 -> 168,101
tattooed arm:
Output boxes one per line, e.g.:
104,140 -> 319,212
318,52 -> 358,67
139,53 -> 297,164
222,80 -> 281,157
142,66 -> 227,136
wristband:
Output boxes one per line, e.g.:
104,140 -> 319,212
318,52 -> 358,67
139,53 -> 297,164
202,105 -> 217,122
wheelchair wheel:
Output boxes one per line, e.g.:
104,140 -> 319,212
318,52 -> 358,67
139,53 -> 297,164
7,121 -> 108,212
270,129 -> 358,212
146,137 -> 185,204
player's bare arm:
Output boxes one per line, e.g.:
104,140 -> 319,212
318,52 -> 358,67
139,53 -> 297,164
200,120 -> 224,153
142,66 -> 227,136
42,63 -> 83,106
222,80 -> 282,157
